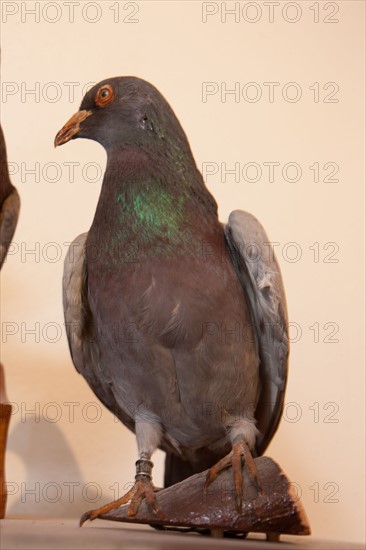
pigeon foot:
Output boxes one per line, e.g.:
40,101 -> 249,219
80,477 -> 162,526
204,435 -> 262,512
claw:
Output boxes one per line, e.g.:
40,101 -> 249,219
204,436 -> 262,512
79,478 -> 162,526
232,442 -> 243,510
238,438 -> 263,496
79,511 -> 92,527
204,452 -> 233,490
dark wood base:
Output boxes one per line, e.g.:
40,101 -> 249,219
0,403 -> 11,519
99,456 -> 311,539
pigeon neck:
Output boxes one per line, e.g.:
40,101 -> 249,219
90,146 -> 219,260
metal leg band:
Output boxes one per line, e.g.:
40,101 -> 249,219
135,458 -> 153,482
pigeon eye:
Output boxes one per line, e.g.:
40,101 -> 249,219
95,85 -> 115,107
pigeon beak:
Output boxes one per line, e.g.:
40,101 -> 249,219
54,110 -> 93,147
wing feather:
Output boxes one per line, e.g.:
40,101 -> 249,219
224,210 -> 289,455
62,233 -> 134,431
62,233 -> 89,373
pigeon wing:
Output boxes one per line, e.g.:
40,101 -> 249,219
224,210 -> 289,455
62,232 -> 134,431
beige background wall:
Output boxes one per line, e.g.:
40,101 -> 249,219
1,0 -> 365,544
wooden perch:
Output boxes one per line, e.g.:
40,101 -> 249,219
100,456 -> 311,539
0,363 -> 12,518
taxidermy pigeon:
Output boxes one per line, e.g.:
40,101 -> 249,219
55,77 -> 288,524
0,123 -> 20,268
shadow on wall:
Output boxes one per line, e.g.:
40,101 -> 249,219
6,417 -> 93,517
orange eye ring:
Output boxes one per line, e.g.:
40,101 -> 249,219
95,85 -> 115,107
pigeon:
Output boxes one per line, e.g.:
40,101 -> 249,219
55,77 -> 289,524
0,123 -> 20,269
0,118 -> 20,520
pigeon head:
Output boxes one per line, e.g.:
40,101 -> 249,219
55,76 -> 191,155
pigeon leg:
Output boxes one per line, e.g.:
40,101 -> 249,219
80,421 -> 163,526
204,434 -> 262,512
80,457 -> 162,526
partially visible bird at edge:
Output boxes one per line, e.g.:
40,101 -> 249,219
0,123 -> 20,269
